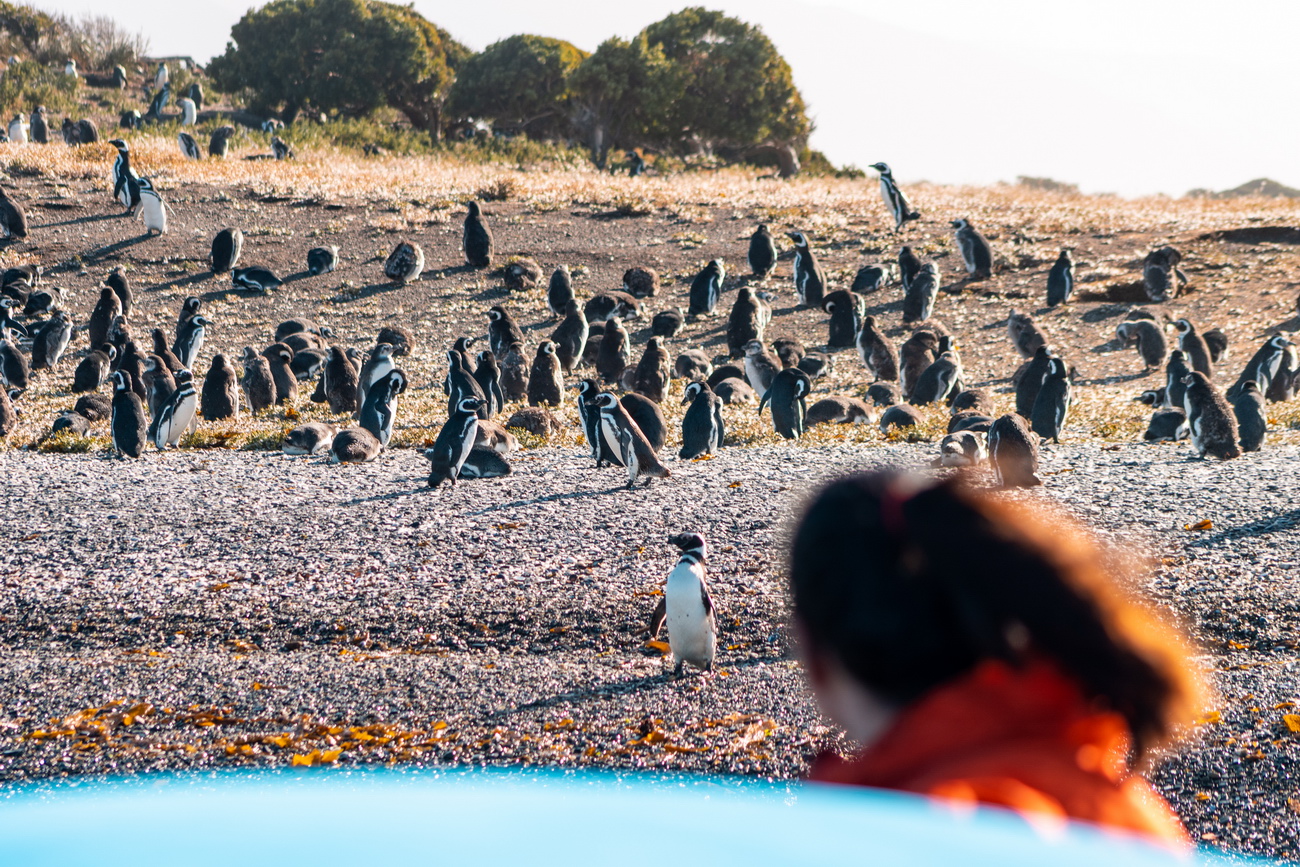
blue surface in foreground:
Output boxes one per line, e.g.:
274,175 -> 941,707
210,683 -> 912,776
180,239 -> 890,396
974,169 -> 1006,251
0,767 -> 1263,865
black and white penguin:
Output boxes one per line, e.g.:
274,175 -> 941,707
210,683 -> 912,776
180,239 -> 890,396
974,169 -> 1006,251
177,130 -> 201,159
0,323 -> 30,390
0,185 -> 27,239
911,346 -> 963,407
283,422 -> 338,456
329,427 -> 382,464
949,411 -> 994,435
596,317 -> 629,384
110,370 -> 148,458
142,355 -> 176,417
663,532 -> 716,676
292,347 -> 329,382
177,295 -> 201,328
806,396 -> 874,426
444,349 -> 487,418
1014,345 -> 1054,418
499,342 -> 530,402
674,349 -> 712,381
187,81 -> 204,110
1030,357 -> 1071,443
29,106 -> 47,144
72,344 -> 114,393
652,308 -> 685,339
939,430 -> 988,467
459,446 -> 513,479
1228,335 -> 1291,399
747,225 -> 777,280
951,218 -> 993,280
323,345 -> 360,414
1143,409 -> 1188,443
1045,249 -> 1075,307
487,305 -> 525,359
1203,329 -> 1228,365
759,367 -> 811,439
632,336 -> 671,403
108,139 -> 140,212
1230,381 -> 1266,452
527,341 -> 565,407
359,368 -> 405,447
594,392 -> 670,488
241,347 -> 276,415
898,329 -> 938,401
463,201 -> 493,268
232,266 -> 283,294
88,285 -> 122,350
688,259 -> 725,316
271,136 -> 293,160
172,314 -> 208,369
898,246 -> 922,293
727,286 -> 769,358
1143,247 -> 1184,302
426,397 -> 484,486
679,381 -> 724,459
622,392 -> 667,452
0,297 -> 24,340
879,403 -> 922,433
869,162 -> 921,231
1007,309 -> 1046,360
357,343 -> 395,414
623,266 -> 658,298
1267,343 -> 1299,403
116,340 -> 146,399
470,349 -> 504,416
850,264 -> 895,294
822,290 -> 863,350
200,353 -> 240,420
576,379 -> 617,466
988,414 -> 1042,487
384,240 -> 424,285
742,339 -> 780,395
22,285 -> 62,318
136,176 -> 167,234
786,231 -> 826,308
307,245 -> 339,276
1174,319 -> 1213,378
1116,320 -> 1167,371
550,299 -> 588,373
901,262 -> 938,324
1164,350 -> 1192,411
1182,372 -> 1240,460
261,343 -> 298,405
856,316 -> 898,381
31,309 -> 71,370
547,265 -> 574,316
150,369 -> 198,449
209,126 -> 236,158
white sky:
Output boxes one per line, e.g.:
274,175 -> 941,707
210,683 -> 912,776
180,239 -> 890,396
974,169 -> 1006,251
33,0 -> 1300,196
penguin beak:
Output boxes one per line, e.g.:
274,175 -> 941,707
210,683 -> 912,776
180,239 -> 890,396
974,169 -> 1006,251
680,393 -> 692,406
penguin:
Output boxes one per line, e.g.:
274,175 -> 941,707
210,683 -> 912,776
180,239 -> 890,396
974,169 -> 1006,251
679,381 -> 725,459
688,259 -> 725,316
487,305 -> 525,359
200,353 -> 240,420
88,285 -> 122,350
261,343 -> 298,405
547,265 -> 574,316
1116,320 -> 1167,371
948,411 -> 994,434
759,367 -> 811,439
1164,350 -> 1192,411
879,403 -> 923,433
856,316 -> 898,382
22,286 -> 62,317
502,258 -> 541,293
742,339 -> 780,395
727,286 -> 769,358
292,347 -> 329,382
31,310 -> 71,370
0,185 -> 27,239
322,345 -> 360,414
72,344 -> 115,393
116,339 -> 146,399
786,231 -> 826,307
110,370 -> 148,458
241,347 -> 276,415
154,61 -> 169,91
50,411 -> 89,437
577,379 -> 618,466
660,532 -> 716,676
527,341 -> 565,407
0,297 -> 24,339
898,330 -> 939,402
674,349 -> 712,381
173,315 -> 208,369
108,139 -> 140,212
623,266 -> 659,298
1143,408 -> 1189,443
384,240 -> 423,285
136,177 -> 167,234
232,266 -> 283,294
851,264 -> 895,294
329,427 -> 382,464
475,420 -> 518,453
283,422 -> 338,456
866,382 -> 902,408
1014,345 -> 1054,418
0,324 -> 30,390
550,299 -> 588,373
77,118 -> 99,144
444,349 -> 487,418
1007,309 -> 1046,359
29,106 -> 46,144
1174,319 -> 1213,378
708,365 -> 745,388
6,114 -> 26,143
1143,247 -> 1184,302
712,378 -> 756,406
1230,380 -> 1266,453
951,218 -> 993,280
621,392 -> 668,453
911,348 -> 963,407
1030,357 -> 1071,443
463,201 -> 493,268
747,225 -> 777,280
596,317 -> 630,384
209,126 -> 236,158
206,227 -> 243,275
177,295 -> 201,328
936,430 -> 987,468
75,393 -> 112,422
188,81 -> 204,110
1228,335 -> 1291,399
178,131 -> 201,159
1044,249 -> 1075,307
307,245 -> 339,276
632,336 -> 671,403
1267,343 -> 1299,403
359,368 -> 405,448
593,392 -> 670,488
150,369 -> 199,449
142,355 -> 176,417
357,343 -> 395,414
144,84 -> 171,122
950,388 -> 994,415
499,342 -> 530,402
898,246 -> 922,293
652,308 -> 685,339
1136,388 -> 1165,407
902,262 -> 939,324
459,447 -> 513,479
271,136 -> 293,160
473,349 -> 505,416
869,162 -> 921,231
426,397 -> 484,486
806,396 -> 874,426
375,326 -> 412,358
585,291 -> 643,322
1182,372 -> 1240,460
822,290 -> 863,350
988,414 -> 1042,487
1203,329 -> 1228,365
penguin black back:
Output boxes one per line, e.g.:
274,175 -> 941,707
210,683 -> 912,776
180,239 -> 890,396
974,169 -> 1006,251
1015,346 -> 1054,418
463,201 -> 493,268
679,380 -> 725,460
200,353 -> 240,420
759,367 -> 811,439
747,225 -> 777,280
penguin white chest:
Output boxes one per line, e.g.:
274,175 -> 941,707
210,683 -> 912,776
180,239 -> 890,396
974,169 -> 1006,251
665,561 -> 715,669
141,193 -> 166,233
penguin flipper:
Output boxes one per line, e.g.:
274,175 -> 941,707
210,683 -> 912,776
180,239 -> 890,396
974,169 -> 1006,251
758,389 -> 770,415
645,598 -> 666,639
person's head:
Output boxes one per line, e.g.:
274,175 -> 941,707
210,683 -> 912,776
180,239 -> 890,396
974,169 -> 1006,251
789,471 -> 1201,764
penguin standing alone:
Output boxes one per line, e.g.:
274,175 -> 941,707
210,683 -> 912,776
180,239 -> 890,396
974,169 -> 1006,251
869,162 -> 921,231
688,259 -> 725,316
307,246 -> 339,276
951,218 -> 993,280
1182,371 -> 1240,460
136,177 -> 167,234
747,225 -> 777,280
786,232 -> 826,308
663,532 -> 716,677
211,228 -> 243,274
108,139 -> 140,212
1046,249 -> 1075,307
110,370 -> 148,458
759,367 -> 811,439
463,201 -> 493,268
384,241 -> 423,285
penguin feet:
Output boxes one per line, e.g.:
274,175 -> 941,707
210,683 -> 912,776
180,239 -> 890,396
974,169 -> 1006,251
673,660 -> 684,678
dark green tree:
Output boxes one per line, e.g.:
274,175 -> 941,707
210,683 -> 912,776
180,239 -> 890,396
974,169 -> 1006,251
569,35 -> 674,167
445,34 -> 587,138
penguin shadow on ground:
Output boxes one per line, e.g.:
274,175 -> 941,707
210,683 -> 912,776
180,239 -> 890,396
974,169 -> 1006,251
153,271 -> 214,293
1267,315 -> 1300,335
1186,509 -> 1300,548
1090,338 -> 1125,354
341,485 -> 431,506
1076,371 -> 1150,387
863,298 -> 904,319
463,485 -> 635,516
82,234 -> 150,265
279,270 -> 314,285
329,279 -> 402,304
32,211 -> 123,231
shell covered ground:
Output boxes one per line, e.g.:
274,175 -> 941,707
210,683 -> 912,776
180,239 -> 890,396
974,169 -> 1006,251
3,137 -> 1300,860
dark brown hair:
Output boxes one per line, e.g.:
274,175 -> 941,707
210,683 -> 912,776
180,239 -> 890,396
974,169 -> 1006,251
789,471 -> 1200,762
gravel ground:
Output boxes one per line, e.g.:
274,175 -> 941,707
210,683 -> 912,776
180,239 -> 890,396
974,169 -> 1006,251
3,441 -> 1300,859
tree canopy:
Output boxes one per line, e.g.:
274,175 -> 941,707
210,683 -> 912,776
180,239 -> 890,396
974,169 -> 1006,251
445,34 -> 587,139
568,35 -> 674,167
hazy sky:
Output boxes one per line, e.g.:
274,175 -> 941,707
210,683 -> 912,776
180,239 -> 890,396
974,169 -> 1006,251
34,0 -> 1300,196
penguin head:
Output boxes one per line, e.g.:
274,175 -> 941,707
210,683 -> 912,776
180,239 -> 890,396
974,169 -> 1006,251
786,231 -> 807,246
1174,318 -> 1192,335
476,349 -> 495,365
743,339 -> 765,357
950,218 -> 968,230
108,139 -> 127,151
374,342 -> 393,359
467,201 -> 482,217
111,370 -> 130,393
668,532 -> 707,559
105,344 -> 118,361
183,297 -> 201,314
1047,358 -> 1067,378
1115,322 -> 1133,341
387,369 -> 408,394
1271,334 -> 1291,349
755,224 -> 770,235
576,378 -> 597,397
456,396 -> 486,414
191,315 -> 210,328
539,341 -> 555,356
592,392 -> 619,410
487,306 -> 504,322
682,380 -> 703,404
175,369 -> 193,384
1241,379 -> 1261,395
870,162 -> 890,174
563,299 -> 581,316
445,349 -> 460,366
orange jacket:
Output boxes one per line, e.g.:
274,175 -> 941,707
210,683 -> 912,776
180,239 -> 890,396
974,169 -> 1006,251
807,658 -> 1189,848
